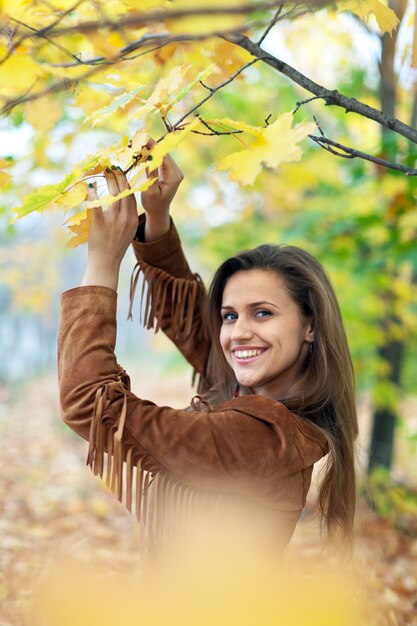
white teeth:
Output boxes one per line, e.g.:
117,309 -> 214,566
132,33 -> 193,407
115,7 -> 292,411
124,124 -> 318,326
235,349 -> 263,359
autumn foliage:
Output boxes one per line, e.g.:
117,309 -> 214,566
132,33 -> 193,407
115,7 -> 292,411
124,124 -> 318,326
0,0 -> 401,245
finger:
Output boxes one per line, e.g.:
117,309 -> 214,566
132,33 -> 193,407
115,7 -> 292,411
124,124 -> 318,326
113,168 -> 138,215
111,166 -> 130,192
104,167 -> 121,208
145,161 -> 159,182
160,153 -> 183,183
86,181 -> 103,215
143,138 -> 160,181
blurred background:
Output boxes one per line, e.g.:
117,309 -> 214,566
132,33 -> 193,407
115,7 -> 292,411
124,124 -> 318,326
1,1 -> 417,624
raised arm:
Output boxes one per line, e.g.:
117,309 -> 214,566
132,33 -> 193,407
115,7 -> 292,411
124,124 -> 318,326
59,169 -> 328,531
130,144 -> 211,389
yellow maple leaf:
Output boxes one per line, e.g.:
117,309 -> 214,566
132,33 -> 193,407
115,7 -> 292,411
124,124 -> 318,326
338,0 -> 399,35
148,119 -> 201,170
47,182 -> 88,212
84,179 -> 155,210
209,41 -> 254,79
66,209 -> 93,249
147,65 -> 190,111
216,113 -> 315,187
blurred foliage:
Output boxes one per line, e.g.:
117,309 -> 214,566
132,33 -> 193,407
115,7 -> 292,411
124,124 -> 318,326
363,467 -> 417,536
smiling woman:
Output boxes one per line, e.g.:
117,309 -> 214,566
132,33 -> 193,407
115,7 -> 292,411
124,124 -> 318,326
205,243 -> 357,543
58,148 -> 357,566
218,269 -> 314,397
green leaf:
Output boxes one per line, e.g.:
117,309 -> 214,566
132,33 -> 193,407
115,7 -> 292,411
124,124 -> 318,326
12,171 -> 80,220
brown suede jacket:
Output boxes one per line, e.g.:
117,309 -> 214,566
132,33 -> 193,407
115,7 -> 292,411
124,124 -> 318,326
58,215 -> 328,553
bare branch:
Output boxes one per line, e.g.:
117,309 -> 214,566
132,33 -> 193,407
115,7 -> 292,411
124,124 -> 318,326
0,31 -> 262,116
47,31 -> 243,68
171,57 -> 263,131
122,57 -> 263,174
309,135 -> 417,175
0,65 -> 103,116
192,115 -> 244,136
292,95 -> 322,114
224,32 -> 417,145
257,3 -> 284,45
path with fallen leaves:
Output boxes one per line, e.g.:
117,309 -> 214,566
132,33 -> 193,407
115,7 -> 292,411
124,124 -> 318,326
0,372 -> 416,626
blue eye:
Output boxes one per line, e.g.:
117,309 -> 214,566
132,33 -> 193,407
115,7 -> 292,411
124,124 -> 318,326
256,309 -> 272,318
222,312 -> 237,322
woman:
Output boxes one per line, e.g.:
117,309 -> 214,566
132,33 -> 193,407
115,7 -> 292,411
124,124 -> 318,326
58,153 -> 358,562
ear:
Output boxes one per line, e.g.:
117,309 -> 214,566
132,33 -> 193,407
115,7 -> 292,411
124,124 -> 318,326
304,317 -> 315,343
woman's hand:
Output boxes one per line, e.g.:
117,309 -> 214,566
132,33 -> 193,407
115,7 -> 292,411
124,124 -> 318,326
82,167 -> 138,291
141,138 -> 184,242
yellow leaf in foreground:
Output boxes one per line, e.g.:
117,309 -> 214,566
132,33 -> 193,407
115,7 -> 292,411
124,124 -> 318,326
338,0 -> 399,35
66,209 -> 92,249
47,182 -> 88,211
216,113 -> 315,187
12,171 -> 81,220
84,178 -> 156,209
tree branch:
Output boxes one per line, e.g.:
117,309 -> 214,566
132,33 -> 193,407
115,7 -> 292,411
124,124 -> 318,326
224,32 -> 417,145
0,66 -> 103,115
257,3 -> 285,45
39,1 -> 332,37
309,134 -> 417,176
122,57 -> 263,174
171,57 -> 263,131
1,1 -> 85,64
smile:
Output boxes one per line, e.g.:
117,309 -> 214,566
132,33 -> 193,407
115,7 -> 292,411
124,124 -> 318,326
233,348 -> 266,360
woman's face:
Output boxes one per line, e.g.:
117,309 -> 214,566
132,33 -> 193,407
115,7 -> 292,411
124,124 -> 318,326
219,269 -> 314,400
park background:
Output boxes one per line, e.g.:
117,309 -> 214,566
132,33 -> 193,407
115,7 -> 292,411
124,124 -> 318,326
1,1 -> 417,624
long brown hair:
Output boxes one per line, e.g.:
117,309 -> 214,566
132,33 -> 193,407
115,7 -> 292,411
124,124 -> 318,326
206,244 -> 358,545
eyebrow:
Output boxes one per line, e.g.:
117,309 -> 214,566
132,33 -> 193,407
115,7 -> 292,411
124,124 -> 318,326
220,301 -> 281,310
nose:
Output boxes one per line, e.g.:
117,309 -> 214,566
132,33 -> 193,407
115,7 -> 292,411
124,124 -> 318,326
231,315 -> 253,341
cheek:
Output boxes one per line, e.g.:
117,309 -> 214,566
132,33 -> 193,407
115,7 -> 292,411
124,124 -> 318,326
219,326 -> 229,353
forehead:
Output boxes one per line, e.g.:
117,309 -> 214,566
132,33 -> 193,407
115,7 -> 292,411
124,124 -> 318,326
221,269 -> 291,305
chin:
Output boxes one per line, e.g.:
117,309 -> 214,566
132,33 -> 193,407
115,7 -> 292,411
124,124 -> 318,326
235,375 -> 259,389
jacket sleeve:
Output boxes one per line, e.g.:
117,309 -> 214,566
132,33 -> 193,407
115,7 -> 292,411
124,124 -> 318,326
58,286 -> 326,516
130,214 -> 210,389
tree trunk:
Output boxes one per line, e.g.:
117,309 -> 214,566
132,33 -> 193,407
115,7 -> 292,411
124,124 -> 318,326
368,0 -> 408,472
368,341 -> 404,470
